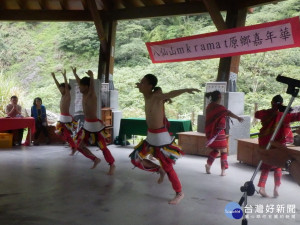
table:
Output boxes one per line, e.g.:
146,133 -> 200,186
0,117 -> 36,144
237,138 -> 300,168
237,138 -> 261,166
178,132 -> 229,156
118,118 -> 192,144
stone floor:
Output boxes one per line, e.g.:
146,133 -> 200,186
0,144 -> 299,225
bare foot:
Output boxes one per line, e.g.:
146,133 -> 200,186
157,168 -> 165,184
221,169 -> 226,176
90,158 -> 101,169
259,188 -> 269,198
273,186 -> 279,198
107,164 -> 116,175
70,148 -> 77,156
205,164 -> 211,174
169,192 -> 184,205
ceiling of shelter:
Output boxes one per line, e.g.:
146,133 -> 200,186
0,0 -> 283,21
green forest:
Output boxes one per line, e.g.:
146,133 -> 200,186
0,0 -> 299,132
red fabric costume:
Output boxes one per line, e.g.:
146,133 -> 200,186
256,109 -> 300,187
130,127 -> 183,193
205,102 -> 229,149
205,102 -> 229,169
75,118 -> 115,165
55,113 -> 77,149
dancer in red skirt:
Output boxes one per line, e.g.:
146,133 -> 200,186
205,90 -> 244,176
255,95 -> 300,197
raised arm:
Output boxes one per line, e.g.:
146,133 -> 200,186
61,69 -> 70,94
71,66 -> 81,86
158,88 -> 200,101
228,111 -> 244,123
86,70 -> 95,96
51,72 -> 61,91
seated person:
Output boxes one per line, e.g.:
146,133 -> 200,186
5,95 -> 24,145
31,97 -> 50,145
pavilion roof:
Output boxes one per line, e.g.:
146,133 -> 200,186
0,0 -> 284,21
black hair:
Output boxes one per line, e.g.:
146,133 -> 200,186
10,95 -> 18,100
33,97 -> 42,106
272,95 -> 283,104
144,74 -> 158,90
60,83 -> 71,90
153,86 -> 162,92
271,94 -> 292,112
205,90 -> 221,102
80,77 -> 90,87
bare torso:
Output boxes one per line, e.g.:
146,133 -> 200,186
82,93 -> 98,120
145,93 -> 165,129
60,93 -> 71,115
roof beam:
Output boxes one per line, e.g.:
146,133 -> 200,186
202,0 -> 227,30
106,1 -> 208,20
86,0 -> 108,54
58,0 -> 68,10
139,0 -> 156,6
99,0 -> 111,10
0,0 -> 283,22
16,0 -> 27,9
37,0 -> 47,10
80,0 -> 87,9
0,10 -> 92,21
236,0 -> 284,8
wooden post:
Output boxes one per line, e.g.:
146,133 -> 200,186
105,20 -> 117,83
216,7 -> 247,85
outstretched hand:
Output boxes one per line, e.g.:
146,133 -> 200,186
86,70 -> 94,77
71,67 -> 77,75
61,69 -> 66,77
237,117 -> 244,123
51,72 -> 55,77
187,88 -> 200,94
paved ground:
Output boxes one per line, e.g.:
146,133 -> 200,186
0,144 -> 299,225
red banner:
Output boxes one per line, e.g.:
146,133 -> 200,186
146,17 -> 300,63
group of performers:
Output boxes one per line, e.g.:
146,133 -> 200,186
50,70 -> 300,205
51,68 -> 115,175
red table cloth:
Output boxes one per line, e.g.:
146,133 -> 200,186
0,117 -> 36,134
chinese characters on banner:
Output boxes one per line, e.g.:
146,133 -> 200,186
146,17 -> 300,63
